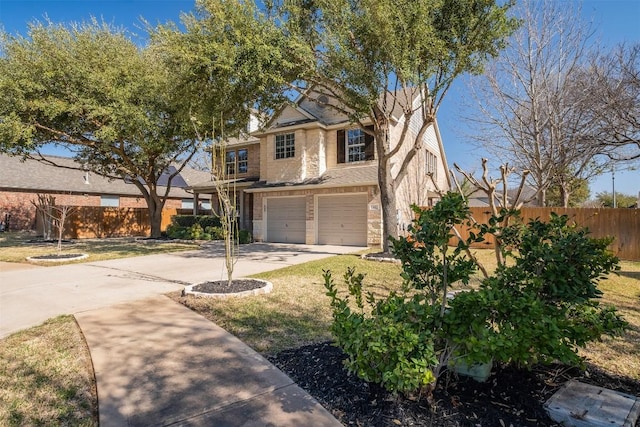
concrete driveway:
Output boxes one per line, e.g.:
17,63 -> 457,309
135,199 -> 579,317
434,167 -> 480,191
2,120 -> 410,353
0,242 -> 364,338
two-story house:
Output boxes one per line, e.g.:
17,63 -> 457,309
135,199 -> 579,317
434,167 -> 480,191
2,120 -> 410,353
189,91 -> 450,247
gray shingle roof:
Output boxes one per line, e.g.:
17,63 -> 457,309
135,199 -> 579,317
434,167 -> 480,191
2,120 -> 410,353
0,154 -> 209,199
246,164 -> 378,191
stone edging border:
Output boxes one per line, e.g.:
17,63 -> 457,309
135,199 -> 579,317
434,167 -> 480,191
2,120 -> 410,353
183,278 -> 273,300
26,253 -> 89,263
360,253 -> 401,263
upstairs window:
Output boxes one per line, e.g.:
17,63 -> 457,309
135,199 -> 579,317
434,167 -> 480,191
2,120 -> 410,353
426,150 -> 438,179
225,151 -> 236,175
275,133 -> 295,159
238,149 -> 248,174
347,129 -> 366,162
337,126 -> 375,163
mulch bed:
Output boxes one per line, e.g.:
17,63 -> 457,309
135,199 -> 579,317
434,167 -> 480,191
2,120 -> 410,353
267,341 -> 640,426
25,239 -> 74,245
27,253 -> 85,260
191,279 -> 266,294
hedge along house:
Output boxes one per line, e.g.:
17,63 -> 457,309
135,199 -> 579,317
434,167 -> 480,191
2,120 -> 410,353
189,90 -> 450,247
0,153 -> 211,236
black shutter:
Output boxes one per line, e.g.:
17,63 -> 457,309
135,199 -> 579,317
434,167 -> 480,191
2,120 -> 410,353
364,125 -> 375,160
337,129 -> 345,164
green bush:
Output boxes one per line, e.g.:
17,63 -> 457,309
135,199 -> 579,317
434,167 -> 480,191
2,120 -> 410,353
325,193 -> 628,397
324,268 -> 438,393
171,215 -> 221,228
325,193 -> 479,395
188,223 -> 204,240
167,216 -> 225,240
445,213 -> 628,368
206,226 -> 224,240
166,223 -> 187,239
238,229 -> 252,244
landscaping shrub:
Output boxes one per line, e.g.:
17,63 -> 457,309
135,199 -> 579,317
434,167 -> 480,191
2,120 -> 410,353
238,229 -> 252,244
325,193 -> 480,396
325,268 -> 439,393
171,215 -> 221,228
325,193 -> 628,398
205,226 -> 224,240
167,215 -> 224,240
445,214 -> 628,368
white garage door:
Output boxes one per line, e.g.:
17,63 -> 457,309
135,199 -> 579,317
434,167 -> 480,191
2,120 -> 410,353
318,194 -> 368,246
266,197 -> 306,243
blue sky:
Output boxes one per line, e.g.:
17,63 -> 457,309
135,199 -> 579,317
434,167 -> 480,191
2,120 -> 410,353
1,0 -> 639,198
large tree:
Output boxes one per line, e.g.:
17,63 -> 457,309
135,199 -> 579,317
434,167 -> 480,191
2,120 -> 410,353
274,0 -> 517,251
464,0 -> 632,207
0,0 -> 293,238
0,19 -> 194,237
580,43 -> 640,162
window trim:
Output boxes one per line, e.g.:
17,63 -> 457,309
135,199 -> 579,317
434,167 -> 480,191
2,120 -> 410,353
275,133 -> 295,159
425,149 -> 438,179
225,150 -> 236,176
337,126 -> 375,164
237,148 -> 248,174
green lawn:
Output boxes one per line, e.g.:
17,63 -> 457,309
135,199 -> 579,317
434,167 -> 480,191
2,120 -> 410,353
0,232 -> 199,265
1,248 -> 638,426
172,249 -> 640,380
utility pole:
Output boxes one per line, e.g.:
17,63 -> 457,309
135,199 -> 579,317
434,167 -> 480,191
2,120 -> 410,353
612,164 -> 617,208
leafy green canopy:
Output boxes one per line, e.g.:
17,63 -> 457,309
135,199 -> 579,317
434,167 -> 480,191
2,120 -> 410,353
152,0 -> 302,136
276,0 -> 517,118
0,1 -> 298,237
0,19 -> 193,179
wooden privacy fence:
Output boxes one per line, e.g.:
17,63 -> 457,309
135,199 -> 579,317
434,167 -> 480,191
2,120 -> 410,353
453,207 -> 639,261
36,207 -> 178,239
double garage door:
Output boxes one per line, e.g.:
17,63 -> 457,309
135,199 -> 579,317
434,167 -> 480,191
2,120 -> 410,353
265,194 -> 367,246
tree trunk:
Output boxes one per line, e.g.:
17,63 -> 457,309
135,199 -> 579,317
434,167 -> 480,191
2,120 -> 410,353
147,194 -> 165,238
375,127 -> 398,253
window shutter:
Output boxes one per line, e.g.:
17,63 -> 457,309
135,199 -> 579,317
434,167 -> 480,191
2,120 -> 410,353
364,126 -> 375,160
337,129 -> 345,163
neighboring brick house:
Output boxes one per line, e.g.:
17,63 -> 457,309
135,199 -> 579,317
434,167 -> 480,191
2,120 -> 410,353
0,154 -> 211,233
190,91 -> 450,247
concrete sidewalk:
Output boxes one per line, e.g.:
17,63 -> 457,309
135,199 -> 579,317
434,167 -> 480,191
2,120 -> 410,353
76,295 -> 342,427
2,242 -> 358,425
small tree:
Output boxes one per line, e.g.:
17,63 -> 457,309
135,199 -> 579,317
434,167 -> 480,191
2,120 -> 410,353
191,114 -> 240,287
32,194 -> 55,241
452,158 -> 534,270
31,194 -> 76,253
211,139 -> 239,287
